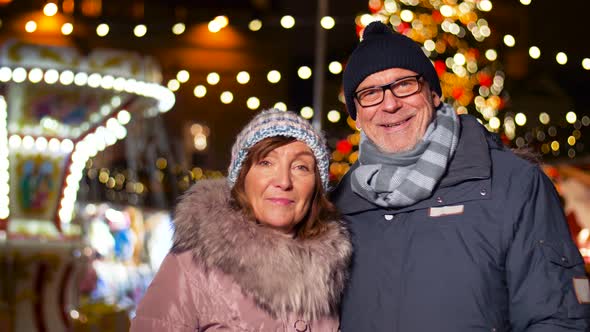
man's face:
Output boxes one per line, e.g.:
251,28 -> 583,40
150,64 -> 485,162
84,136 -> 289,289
354,68 -> 441,153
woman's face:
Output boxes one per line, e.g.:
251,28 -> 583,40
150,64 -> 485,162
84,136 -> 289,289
244,141 -> 317,234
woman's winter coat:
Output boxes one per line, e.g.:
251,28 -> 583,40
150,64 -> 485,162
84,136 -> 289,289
131,179 -> 352,332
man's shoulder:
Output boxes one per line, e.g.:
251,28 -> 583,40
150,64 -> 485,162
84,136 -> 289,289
458,114 -> 505,149
329,163 -> 380,215
458,114 -> 537,169
330,170 -> 354,208
490,147 -> 540,186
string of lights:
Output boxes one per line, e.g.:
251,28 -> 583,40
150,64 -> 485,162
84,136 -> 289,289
24,2 -> 590,71
6,1 -> 588,131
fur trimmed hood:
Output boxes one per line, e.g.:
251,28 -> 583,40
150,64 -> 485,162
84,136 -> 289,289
171,179 -> 352,320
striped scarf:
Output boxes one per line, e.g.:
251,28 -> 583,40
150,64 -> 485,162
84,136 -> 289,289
351,103 -> 460,208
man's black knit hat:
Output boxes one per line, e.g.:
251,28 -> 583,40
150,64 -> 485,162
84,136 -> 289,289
343,21 -> 442,120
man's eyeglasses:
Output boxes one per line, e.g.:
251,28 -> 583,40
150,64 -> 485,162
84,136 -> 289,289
354,74 -> 423,107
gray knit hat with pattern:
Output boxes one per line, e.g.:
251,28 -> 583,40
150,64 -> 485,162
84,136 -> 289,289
227,109 -> 330,190
343,21 -> 442,120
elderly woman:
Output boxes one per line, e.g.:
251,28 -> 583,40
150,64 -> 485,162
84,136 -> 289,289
130,109 -> 351,332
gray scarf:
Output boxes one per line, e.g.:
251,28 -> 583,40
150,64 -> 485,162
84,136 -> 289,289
351,103 -> 460,208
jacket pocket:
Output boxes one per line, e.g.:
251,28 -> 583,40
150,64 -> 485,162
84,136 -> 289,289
539,239 -> 584,268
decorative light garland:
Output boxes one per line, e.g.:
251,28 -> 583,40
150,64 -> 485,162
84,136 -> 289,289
57,110 -> 131,224
0,96 -> 9,221
0,66 -> 174,118
29,1 -> 588,73
0,39 -> 174,236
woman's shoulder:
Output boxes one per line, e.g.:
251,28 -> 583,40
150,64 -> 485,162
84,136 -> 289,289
171,178 -> 236,253
173,251 -> 237,293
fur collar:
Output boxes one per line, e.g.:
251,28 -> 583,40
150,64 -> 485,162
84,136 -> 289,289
171,179 -> 351,320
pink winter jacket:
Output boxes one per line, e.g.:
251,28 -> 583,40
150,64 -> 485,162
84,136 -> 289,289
130,179 -> 352,332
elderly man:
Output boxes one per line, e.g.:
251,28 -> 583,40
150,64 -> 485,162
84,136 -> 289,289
332,21 -> 590,331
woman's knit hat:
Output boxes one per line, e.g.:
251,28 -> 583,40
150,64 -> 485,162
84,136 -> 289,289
227,108 -> 330,190
343,21 -> 442,120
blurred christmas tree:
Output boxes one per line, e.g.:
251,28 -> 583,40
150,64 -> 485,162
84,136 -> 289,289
330,0 -> 507,182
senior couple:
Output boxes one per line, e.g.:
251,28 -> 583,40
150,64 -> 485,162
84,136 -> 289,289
130,22 -> 590,331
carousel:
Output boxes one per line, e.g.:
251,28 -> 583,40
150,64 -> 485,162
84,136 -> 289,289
0,39 -> 174,332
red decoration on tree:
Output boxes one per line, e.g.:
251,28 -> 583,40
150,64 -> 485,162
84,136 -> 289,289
396,22 -> 410,34
497,97 -> 506,110
451,87 -> 464,100
356,24 -> 364,37
434,60 -> 446,77
466,48 -> 480,60
368,0 -> 383,13
432,11 -> 444,24
329,173 -> 338,182
477,72 -> 493,87
336,139 -> 353,154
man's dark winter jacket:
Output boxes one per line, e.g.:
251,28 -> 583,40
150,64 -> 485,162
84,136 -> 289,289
332,115 -> 590,331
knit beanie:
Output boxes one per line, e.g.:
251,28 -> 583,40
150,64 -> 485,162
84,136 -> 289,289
343,21 -> 442,120
227,108 -> 330,190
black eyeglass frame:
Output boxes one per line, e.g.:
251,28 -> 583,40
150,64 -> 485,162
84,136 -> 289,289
354,74 -> 424,107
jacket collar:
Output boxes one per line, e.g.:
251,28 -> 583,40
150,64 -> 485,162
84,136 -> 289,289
331,114 -> 495,214
439,114 -> 492,187
171,179 -> 351,320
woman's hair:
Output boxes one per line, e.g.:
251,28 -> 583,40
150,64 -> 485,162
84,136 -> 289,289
230,136 -> 339,239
